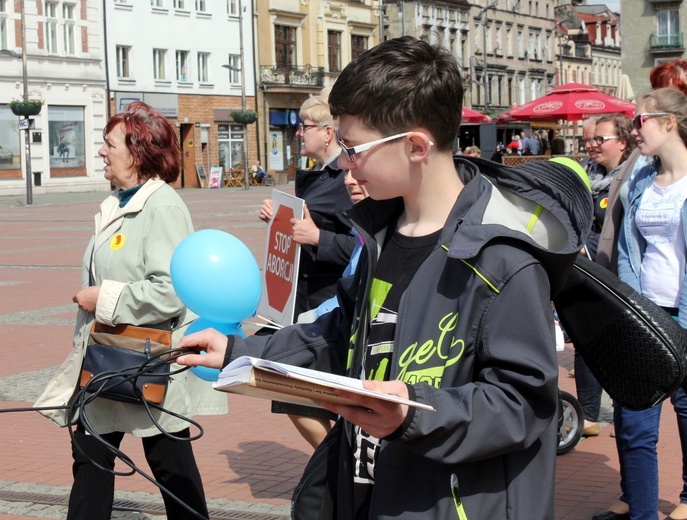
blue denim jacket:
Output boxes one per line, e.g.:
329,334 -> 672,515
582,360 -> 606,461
617,161 -> 687,328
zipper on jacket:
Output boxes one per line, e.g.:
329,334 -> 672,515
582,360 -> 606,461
450,474 -> 469,520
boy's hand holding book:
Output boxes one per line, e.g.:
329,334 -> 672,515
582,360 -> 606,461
321,379 -> 411,439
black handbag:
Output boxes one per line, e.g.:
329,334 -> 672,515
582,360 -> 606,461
554,255 -> 687,410
80,322 -> 173,404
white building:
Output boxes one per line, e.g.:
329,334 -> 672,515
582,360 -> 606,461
0,0 -> 107,196
0,0 -> 256,196
106,0 -> 256,188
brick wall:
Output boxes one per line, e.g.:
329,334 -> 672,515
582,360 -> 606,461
178,94 -> 259,175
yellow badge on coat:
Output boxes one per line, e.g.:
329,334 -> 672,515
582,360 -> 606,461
110,234 -> 125,250
600,197 -> 608,209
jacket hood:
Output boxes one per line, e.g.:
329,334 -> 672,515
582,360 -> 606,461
453,156 -> 593,296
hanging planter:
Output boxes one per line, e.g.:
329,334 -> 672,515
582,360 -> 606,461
9,100 -> 43,117
230,109 -> 258,125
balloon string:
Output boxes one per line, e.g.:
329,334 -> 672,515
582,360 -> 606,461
246,315 -> 284,330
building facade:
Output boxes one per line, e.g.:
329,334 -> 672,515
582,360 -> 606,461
0,0 -> 634,197
0,0 -> 107,196
106,0 -> 257,188
255,0 -> 380,181
621,0 -> 686,96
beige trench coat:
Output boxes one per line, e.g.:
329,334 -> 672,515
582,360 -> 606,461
34,180 -> 227,436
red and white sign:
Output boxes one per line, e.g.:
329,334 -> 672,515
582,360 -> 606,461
259,190 -> 304,326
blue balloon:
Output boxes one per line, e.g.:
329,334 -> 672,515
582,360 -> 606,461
188,352 -> 221,382
185,318 -> 246,337
185,318 -> 246,382
171,230 -> 262,323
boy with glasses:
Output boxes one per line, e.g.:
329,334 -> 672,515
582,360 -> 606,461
178,36 -> 592,520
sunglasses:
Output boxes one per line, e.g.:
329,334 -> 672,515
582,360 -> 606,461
591,136 -> 620,146
633,113 -> 670,130
336,131 -> 413,162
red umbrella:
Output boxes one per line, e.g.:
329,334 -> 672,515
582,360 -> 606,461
461,106 -> 492,124
497,82 -> 636,123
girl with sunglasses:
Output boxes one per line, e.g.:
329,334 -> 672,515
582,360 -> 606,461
606,87 -> 687,520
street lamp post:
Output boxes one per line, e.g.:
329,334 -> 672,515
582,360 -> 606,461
20,1 -> 32,205
556,22 -> 567,86
478,1 -> 498,111
1,1 -> 33,205
223,0 -> 250,190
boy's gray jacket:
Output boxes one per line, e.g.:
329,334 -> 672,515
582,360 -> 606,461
228,158 -> 592,519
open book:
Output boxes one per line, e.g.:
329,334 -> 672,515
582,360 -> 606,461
213,356 -> 435,412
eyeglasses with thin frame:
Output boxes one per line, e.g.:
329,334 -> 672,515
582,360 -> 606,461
337,131 -> 418,162
298,123 -> 321,133
633,113 -> 670,130
591,135 -> 620,146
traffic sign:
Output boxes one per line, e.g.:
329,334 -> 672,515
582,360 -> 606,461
18,118 -> 34,131
259,190 -> 304,326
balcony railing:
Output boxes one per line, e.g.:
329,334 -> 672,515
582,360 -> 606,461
649,33 -> 684,49
260,65 -> 325,87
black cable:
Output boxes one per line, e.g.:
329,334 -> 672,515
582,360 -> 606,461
1,346 -> 211,520
70,347 -> 209,519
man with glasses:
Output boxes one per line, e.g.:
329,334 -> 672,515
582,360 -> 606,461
178,36 -> 592,520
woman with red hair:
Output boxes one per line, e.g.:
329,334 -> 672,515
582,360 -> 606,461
35,101 -> 226,519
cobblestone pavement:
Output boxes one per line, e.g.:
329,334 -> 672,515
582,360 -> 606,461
0,185 -> 683,519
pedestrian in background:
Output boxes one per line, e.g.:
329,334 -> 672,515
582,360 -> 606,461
592,59 -> 687,520
551,130 -> 565,155
598,88 -> 687,520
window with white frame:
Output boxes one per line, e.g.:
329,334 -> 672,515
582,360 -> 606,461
0,105 -> 20,172
174,0 -> 185,9
176,50 -> 189,82
227,0 -> 237,16
518,75 -> 526,105
116,45 -> 131,78
63,4 -> 75,55
45,1 -> 59,54
0,0 -> 6,51
657,9 -> 680,46
517,29 -> 524,58
226,54 -> 240,83
151,0 -> 163,6
197,52 -> 209,82
153,48 -> 167,80
196,0 -> 206,11
527,31 -> 534,59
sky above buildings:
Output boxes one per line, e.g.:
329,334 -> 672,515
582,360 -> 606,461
585,0 -> 620,13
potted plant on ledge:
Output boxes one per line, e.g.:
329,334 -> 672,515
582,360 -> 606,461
8,99 -> 43,117
230,109 -> 258,125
